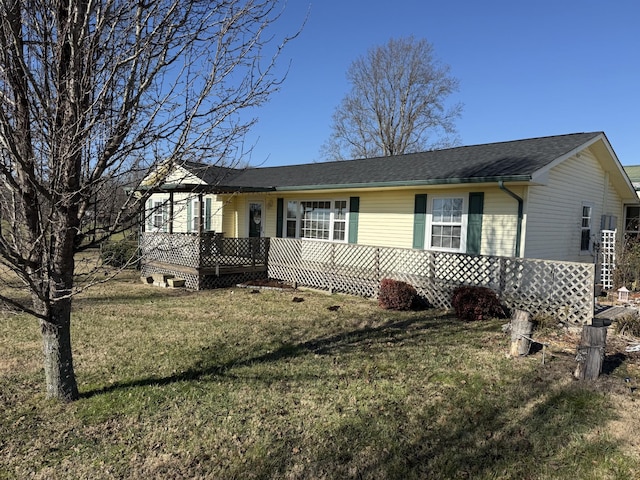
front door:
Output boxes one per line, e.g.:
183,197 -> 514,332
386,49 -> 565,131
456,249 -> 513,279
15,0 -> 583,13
248,202 -> 263,238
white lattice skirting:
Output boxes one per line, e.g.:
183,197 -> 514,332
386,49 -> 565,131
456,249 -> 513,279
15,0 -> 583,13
268,238 -> 595,325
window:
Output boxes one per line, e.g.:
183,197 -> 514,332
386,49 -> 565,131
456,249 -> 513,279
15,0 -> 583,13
625,206 -> 640,240
429,197 -> 465,251
285,199 -> 348,242
333,200 -> 347,241
301,201 -> 331,240
286,201 -> 298,238
581,204 -> 592,252
150,200 -> 167,232
192,199 -> 201,232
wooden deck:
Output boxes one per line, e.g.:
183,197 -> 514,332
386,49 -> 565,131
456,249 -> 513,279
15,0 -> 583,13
140,233 -> 269,289
593,304 -> 638,326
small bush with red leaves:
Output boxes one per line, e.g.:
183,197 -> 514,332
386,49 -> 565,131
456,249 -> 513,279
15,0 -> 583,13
378,278 -> 417,310
451,285 -> 506,321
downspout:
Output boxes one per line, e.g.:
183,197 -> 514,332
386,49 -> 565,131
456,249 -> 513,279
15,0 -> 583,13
498,181 -> 523,257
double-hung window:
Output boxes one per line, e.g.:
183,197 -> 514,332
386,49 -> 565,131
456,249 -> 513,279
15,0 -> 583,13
191,199 -> 201,233
286,201 -> 299,238
150,200 -> 167,232
333,200 -> 347,241
429,197 -> 465,252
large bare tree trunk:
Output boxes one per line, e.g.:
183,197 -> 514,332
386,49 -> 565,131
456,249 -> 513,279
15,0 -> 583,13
40,302 -> 79,401
0,0 -> 297,402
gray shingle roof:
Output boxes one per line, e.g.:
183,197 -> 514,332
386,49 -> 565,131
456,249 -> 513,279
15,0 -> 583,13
182,132 -> 603,191
180,161 -> 239,185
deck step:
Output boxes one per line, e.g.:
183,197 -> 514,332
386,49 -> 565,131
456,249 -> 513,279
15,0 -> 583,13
167,278 -> 185,288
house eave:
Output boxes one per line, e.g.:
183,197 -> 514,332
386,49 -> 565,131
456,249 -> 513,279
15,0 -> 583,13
272,175 -> 533,192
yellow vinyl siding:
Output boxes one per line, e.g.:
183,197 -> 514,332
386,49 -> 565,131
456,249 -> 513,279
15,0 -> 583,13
208,196 -> 225,233
524,150 -> 606,262
147,192 -> 223,233
267,188 -> 519,256
232,195 -> 272,237
357,190 -> 416,248
170,192 -> 190,232
264,196 -> 278,237
164,165 -> 205,185
480,187 -> 523,257
357,188 -> 519,255
220,195 -> 238,237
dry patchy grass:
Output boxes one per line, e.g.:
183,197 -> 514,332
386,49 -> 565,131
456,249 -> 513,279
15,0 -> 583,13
1,271 -> 639,479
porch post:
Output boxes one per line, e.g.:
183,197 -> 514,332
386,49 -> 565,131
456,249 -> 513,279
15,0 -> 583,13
198,193 -> 204,235
169,191 -> 174,234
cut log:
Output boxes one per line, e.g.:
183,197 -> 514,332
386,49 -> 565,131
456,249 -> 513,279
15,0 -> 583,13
574,325 -> 607,380
510,309 -> 533,356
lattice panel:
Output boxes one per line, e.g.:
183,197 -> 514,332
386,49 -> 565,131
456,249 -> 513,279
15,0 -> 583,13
497,258 -> 594,324
267,238 -> 596,324
433,252 -> 501,288
600,230 -> 616,291
141,262 -> 267,290
199,271 -> 268,290
140,233 -> 200,268
379,248 -> 431,277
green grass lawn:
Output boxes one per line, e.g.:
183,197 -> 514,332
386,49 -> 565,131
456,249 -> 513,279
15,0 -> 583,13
1,271 -> 639,479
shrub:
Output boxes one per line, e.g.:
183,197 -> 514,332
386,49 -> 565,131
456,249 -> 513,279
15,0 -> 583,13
614,312 -> 640,337
100,239 -> 139,268
378,278 -> 417,310
451,285 -> 506,321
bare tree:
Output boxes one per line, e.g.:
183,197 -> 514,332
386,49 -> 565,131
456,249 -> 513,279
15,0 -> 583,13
322,36 -> 462,160
0,0 -> 298,401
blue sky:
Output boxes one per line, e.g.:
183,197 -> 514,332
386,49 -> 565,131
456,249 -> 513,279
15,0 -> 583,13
244,0 -> 639,166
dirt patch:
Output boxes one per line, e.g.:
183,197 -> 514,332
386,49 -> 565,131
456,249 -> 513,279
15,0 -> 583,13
237,278 -> 296,290
535,326 -> 640,387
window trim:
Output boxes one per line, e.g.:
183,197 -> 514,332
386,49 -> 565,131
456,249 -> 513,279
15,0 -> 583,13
625,205 -> 640,240
283,198 -> 349,243
149,199 -> 168,233
191,198 -> 201,233
580,202 -> 594,254
426,195 -> 468,253
285,200 -> 299,239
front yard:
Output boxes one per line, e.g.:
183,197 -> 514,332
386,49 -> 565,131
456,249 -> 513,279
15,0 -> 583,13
1,270 -> 639,479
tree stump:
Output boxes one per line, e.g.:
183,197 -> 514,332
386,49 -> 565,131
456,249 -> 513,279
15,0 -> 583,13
510,309 -> 533,356
574,325 -> 607,380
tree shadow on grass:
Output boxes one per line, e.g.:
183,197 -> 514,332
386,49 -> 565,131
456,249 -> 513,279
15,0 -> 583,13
77,311 -> 634,478
237,360 -> 625,480
80,312 -> 464,399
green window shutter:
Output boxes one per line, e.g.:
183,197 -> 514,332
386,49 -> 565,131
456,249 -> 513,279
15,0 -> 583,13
348,196 -> 360,244
412,194 -> 427,249
276,198 -> 284,238
186,200 -> 192,233
467,192 -> 484,254
205,198 -> 212,231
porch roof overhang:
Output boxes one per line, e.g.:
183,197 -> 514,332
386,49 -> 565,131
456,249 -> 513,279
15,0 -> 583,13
137,183 -> 275,194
